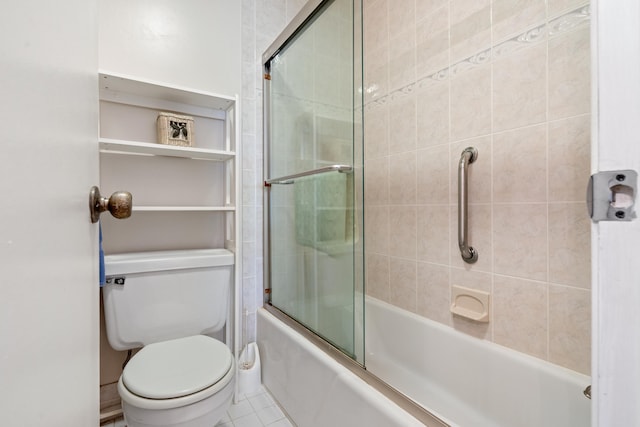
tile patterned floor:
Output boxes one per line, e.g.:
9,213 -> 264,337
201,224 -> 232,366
217,386 -> 295,427
101,386 -> 295,427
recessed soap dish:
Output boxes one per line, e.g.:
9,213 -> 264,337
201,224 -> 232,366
450,285 -> 490,322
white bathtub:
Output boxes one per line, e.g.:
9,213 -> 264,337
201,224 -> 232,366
257,308 -> 425,427
366,297 -> 592,427
258,297 -> 591,427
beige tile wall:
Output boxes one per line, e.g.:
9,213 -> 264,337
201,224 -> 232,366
363,0 -> 591,374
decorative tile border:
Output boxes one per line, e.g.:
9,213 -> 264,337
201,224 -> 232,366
364,4 -> 591,111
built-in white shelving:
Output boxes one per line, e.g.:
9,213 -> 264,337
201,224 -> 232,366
99,71 -> 234,118
99,138 -> 235,161
98,69 -> 241,250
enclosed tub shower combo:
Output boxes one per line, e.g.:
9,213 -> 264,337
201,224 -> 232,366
261,0 -> 593,426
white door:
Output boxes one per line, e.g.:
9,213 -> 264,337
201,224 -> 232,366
0,1 -> 99,425
593,1 -> 640,425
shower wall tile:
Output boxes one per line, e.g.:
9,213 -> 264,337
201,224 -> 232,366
416,82 -> 449,148
417,144 -> 449,204
450,0 -> 491,62
364,45 -> 389,101
365,157 -> 389,205
357,0 -> 593,375
416,5 -> 449,78
365,206 -> 390,255
493,42 -> 547,132
387,0 -> 414,39
548,26 -> 590,120
492,124 -> 547,203
389,93 -> 417,154
243,276 -> 257,313
363,0 -> 388,53
493,275 -> 548,359
492,0 -> 546,43
389,207 -> 417,260
548,114 -> 591,202
549,285 -> 591,374
415,0 -> 448,21
242,133 -> 256,171
285,0 -> 306,22
449,203 -> 493,273
243,205 -> 257,242
389,258 -> 418,313
417,262 -> 451,326
548,0 -> 589,17
365,101 -> 389,159
493,203 -> 548,281
450,137 -> 492,204
256,0 -> 286,41
366,253 -> 390,302
417,205 -> 450,265
389,152 -> 416,205
549,203 -> 591,289
243,241 -> 257,278
450,64 -> 492,141
388,29 -> 416,91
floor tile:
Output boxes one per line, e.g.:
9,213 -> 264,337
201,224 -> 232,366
227,399 -> 254,420
256,405 -> 285,425
232,412 -> 263,427
267,418 -> 295,427
248,392 -> 275,411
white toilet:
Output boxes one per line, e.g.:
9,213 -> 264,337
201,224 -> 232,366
103,249 -> 236,427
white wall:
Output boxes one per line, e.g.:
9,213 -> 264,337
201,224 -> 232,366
99,0 -> 241,95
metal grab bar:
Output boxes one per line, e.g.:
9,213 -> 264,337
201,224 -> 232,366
458,147 -> 478,264
265,164 -> 353,185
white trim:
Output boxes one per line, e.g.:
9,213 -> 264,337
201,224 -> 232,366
593,0 -> 640,424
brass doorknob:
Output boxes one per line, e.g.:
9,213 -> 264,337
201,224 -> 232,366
89,186 -> 133,223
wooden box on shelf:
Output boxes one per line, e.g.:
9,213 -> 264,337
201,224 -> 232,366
157,112 -> 194,147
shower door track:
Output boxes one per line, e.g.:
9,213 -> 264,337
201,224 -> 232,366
263,303 -> 450,427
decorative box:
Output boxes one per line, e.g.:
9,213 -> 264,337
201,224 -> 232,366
156,112 -> 194,147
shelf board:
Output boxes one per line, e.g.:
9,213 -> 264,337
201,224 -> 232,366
99,71 -> 235,111
132,206 -> 236,212
100,138 -> 235,161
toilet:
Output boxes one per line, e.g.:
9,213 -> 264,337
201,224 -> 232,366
103,249 -> 236,427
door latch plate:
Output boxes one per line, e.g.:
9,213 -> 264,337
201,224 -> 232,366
587,170 -> 637,222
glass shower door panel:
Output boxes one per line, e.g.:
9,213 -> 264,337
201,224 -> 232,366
270,178 -> 356,357
266,0 -> 360,359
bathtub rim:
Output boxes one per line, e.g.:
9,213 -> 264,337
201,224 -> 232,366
262,303 -> 450,427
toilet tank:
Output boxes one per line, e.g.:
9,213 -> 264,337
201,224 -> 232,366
102,249 -> 234,351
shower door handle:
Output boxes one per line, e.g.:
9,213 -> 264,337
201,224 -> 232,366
265,164 -> 353,185
458,147 -> 478,264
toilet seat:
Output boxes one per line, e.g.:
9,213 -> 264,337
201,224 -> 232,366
122,335 -> 233,400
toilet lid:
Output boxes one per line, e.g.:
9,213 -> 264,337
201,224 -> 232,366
122,335 -> 232,399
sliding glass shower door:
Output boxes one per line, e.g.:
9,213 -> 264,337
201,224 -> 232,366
263,0 -> 363,362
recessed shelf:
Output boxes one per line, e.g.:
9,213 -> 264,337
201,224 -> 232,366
100,138 -> 235,161
132,206 -> 236,212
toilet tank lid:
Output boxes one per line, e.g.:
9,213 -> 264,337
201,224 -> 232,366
105,249 -> 234,276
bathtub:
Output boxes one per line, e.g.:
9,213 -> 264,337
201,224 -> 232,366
257,308 -> 426,427
366,297 -> 591,427
258,297 -> 591,427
